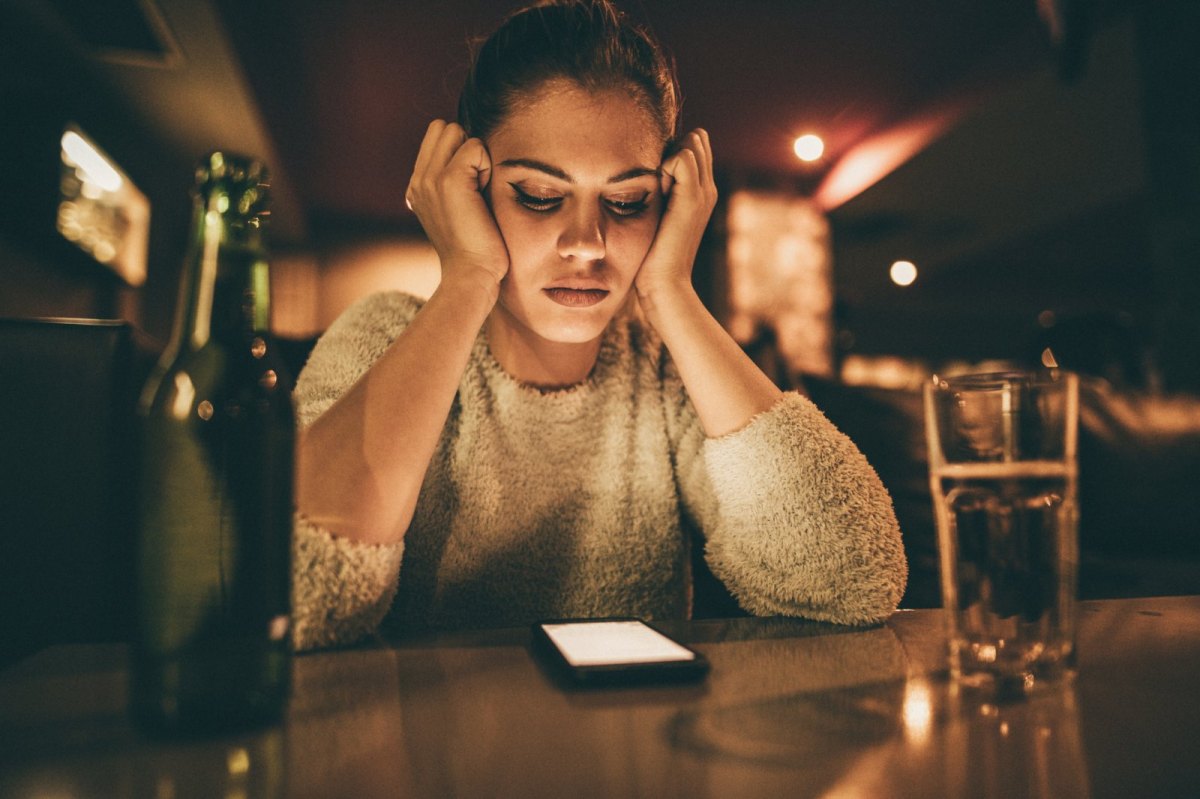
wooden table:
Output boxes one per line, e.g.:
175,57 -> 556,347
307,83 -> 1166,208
2,596 -> 1198,798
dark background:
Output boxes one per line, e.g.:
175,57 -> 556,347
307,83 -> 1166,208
1,2 -> 1199,649
3,0 -> 1197,391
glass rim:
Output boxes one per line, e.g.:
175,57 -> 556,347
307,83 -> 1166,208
923,368 -> 1079,468
928,369 -> 1075,392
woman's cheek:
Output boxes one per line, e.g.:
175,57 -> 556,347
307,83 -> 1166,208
490,200 -> 519,243
615,215 -> 658,263
491,208 -> 537,270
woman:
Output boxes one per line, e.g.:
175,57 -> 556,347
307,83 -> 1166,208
292,0 -> 906,650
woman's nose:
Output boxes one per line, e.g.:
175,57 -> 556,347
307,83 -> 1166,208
557,206 -> 606,262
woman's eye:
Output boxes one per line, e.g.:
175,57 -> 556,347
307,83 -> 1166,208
605,194 -> 650,217
511,184 -> 562,212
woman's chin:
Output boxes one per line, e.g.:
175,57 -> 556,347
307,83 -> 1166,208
494,285 -> 632,346
549,287 -> 638,336
532,309 -> 613,344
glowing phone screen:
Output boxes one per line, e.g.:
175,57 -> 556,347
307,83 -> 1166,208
540,621 -> 696,667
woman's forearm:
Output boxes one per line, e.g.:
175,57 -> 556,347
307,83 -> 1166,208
639,279 -> 782,438
296,271 -> 499,545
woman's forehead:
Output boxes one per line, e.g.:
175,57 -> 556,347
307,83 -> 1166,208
488,81 -> 664,179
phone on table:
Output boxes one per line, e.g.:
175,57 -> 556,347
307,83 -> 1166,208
531,618 -> 709,686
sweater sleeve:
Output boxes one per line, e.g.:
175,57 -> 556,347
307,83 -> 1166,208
290,291 -> 422,651
664,363 -> 908,625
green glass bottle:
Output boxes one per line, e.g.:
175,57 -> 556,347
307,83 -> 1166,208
132,152 -> 293,735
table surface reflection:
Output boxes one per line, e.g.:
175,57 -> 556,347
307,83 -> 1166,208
2,596 -> 1198,798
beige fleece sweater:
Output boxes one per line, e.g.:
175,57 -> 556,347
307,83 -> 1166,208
291,292 -> 906,650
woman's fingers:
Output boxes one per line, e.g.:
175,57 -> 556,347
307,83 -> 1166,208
407,120 -> 471,212
407,120 -> 448,207
407,120 -> 491,215
679,129 -> 713,194
411,120 -> 446,183
702,130 -> 712,175
404,119 -> 510,284
637,127 -> 719,293
475,143 -> 492,192
428,122 -> 469,175
661,129 -> 715,207
659,167 -> 674,200
672,148 -> 698,187
696,128 -> 714,188
662,147 -> 703,215
441,135 -> 492,196
660,148 -> 692,208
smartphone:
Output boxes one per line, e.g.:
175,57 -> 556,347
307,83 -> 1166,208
531,618 -> 709,686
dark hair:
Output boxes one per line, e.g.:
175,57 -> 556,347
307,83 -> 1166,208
457,0 -> 680,145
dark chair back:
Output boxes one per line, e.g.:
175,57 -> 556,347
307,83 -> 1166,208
0,317 -> 138,665
805,376 -> 940,608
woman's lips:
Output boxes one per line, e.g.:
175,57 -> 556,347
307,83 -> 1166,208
543,287 -> 609,307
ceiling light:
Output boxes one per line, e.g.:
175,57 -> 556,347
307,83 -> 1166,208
793,134 -> 824,162
890,260 -> 917,286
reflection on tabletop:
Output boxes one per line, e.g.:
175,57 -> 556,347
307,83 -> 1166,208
670,676 -> 1088,798
2,598 -> 1199,798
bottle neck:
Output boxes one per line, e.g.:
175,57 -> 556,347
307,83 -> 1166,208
169,192 -> 271,353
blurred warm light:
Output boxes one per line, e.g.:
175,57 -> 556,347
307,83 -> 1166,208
1087,383 -> 1200,436
172,373 -> 196,420
1038,310 -> 1057,328
793,133 -> 825,162
1042,347 -> 1059,368
814,99 -> 970,211
227,746 -> 251,776
92,240 -> 117,263
273,240 -> 442,338
840,354 -> 928,390
903,678 -> 934,745
318,239 -> 442,330
938,359 -> 1025,378
726,190 -> 833,376
61,130 -> 123,192
890,260 -> 917,286
57,125 -> 149,285
270,252 -> 321,338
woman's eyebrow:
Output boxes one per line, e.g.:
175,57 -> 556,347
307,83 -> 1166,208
608,166 -> 658,183
498,158 -> 570,181
497,158 -> 658,184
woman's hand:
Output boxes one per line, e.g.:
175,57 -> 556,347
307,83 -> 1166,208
406,120 -> 510,290
301,122 -> 513,547
630,129 -> 780,438
635,128 -> 719,301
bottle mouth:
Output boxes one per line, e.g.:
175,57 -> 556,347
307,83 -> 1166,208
196,150 -> 268,185
194,151 -> 271,227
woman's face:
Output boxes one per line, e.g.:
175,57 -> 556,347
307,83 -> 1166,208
485,80 -> 665,345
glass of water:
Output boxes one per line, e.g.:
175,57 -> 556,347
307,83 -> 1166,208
924,370 -> 1079,700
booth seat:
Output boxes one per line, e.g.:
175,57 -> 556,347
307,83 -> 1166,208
0,318 -> 139,666
806,374 -> 1200,608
